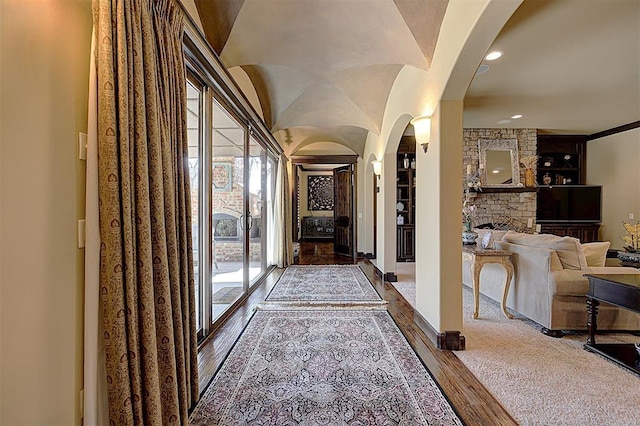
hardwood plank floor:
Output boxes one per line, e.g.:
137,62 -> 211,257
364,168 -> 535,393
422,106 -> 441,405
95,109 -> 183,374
196,243 -> 516,425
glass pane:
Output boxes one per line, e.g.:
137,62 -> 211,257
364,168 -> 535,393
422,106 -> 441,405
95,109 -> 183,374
186,79 -> 202,332
211,99 -> 245,323
266,155 -> 276,266
249,137 -> 266,284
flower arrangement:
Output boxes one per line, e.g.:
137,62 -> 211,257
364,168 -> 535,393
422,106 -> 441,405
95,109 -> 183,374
520,155 -> 539,187
621,220 -> 639,253
519,155 -> 539,170
462,199 -> 477,231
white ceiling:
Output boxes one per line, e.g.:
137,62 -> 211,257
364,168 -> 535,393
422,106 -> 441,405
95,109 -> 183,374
464,0 -> 640,135
194,0 -> 640,155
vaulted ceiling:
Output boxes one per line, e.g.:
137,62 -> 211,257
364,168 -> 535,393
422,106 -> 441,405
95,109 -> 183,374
193,0 -> 639,156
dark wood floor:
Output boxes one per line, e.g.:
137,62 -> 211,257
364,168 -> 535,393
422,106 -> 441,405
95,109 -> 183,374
196,242 -> 516,425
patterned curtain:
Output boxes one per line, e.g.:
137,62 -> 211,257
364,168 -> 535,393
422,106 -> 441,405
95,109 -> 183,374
274,154 -> 293,268
92,0 -> 198,424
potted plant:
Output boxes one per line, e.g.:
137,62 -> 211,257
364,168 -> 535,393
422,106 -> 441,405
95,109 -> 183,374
617,220 -> 640,267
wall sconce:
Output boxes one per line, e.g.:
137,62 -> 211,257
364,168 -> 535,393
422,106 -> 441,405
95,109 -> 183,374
372,160 -> 382,178
411,115 -> 431,153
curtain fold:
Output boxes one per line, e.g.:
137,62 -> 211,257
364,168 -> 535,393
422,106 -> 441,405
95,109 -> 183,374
92,0 -> 198,424
274,153 -> 293,268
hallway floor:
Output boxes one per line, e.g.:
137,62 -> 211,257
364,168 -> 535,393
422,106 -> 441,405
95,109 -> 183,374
195,253 -> 516,425
294,241 -> 358,265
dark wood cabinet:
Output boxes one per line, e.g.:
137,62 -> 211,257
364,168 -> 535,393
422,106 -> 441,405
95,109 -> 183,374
397,226 -> 415,261
536,135 -> 587,185
539,223 -> 600,243
397,136 -> 416,262
301,216 -> 334,240
536,135 -> 599,242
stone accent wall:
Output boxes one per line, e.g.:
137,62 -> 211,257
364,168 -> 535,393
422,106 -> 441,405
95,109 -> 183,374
463,128 -> 537,229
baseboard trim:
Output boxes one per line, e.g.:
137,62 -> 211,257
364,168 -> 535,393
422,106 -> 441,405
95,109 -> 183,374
367,260 -> 384,278
384,272 -> 397,282
414,309 -> 466,351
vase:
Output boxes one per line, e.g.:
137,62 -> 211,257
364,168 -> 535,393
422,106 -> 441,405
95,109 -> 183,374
524,168 -> 536,187
617,251 -> 640,268
462,230 -> 478,245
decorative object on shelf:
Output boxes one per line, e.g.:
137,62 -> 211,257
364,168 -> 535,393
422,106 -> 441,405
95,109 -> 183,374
519,155 -> 538,188
410,157 -> 416,169
563,154 -> 572,167
411,115 -> 431,153
396,201 -> 404,211
397,214 -> 404,225
403,153 -> 410,169
542,173 -> 551,185
620,220 -> 639,253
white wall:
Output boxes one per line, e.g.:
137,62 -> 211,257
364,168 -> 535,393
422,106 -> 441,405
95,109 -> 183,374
0,0 -> 92,424
586,128 -> 640,248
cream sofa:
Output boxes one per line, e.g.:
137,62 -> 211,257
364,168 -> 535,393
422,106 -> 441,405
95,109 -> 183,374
462,230 -> 640,336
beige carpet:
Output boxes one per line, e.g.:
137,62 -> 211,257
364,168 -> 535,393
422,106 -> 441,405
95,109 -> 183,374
392,268 -> 640,426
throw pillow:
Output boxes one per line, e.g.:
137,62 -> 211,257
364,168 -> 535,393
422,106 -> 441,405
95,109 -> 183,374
552,237 -> 589,270
582,241 -> 611,267
502,232 -> 588,270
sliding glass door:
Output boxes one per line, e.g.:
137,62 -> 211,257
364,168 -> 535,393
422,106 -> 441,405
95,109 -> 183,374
248,136 -> 266,285
186,60 -> 278,342
186,77 -> 204,336
211,99 -> 246,322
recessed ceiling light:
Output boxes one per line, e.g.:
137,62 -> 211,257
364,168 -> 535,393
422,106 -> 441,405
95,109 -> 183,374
511,114 -> 523,119
497,119 -> 511,125
485,50 -> 503,61
492,169 -> 500,174
475,64 -> 490,76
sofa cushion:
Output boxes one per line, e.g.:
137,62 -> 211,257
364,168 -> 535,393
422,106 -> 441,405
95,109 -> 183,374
502,232 -> 588,270
582,241 -> 610,267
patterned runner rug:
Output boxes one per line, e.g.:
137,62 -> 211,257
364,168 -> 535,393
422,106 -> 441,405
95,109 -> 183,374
266,265 -> 382,302
189,310 -> 462,425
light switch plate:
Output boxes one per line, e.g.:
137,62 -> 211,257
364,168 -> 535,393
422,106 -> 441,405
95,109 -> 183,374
78,132 -> 87,160
78,219 -> 86,248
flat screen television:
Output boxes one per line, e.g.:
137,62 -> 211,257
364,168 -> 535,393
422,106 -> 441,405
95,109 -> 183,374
536,185 -> 602,223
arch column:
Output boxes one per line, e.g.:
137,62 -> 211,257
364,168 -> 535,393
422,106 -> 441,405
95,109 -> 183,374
414,100 -> 464,349
373,152 -> 399,281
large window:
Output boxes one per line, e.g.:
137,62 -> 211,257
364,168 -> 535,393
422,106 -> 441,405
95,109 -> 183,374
186,65 -> 278,342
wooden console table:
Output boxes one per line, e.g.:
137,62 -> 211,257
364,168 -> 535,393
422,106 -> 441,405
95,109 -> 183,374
462,246 -> 514,319
584,274 -> 640,376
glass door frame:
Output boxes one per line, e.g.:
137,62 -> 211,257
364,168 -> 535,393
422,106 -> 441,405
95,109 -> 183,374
184,43 -> 281,344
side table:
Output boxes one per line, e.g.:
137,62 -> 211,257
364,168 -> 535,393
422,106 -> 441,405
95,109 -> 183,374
462,245 -> 514,319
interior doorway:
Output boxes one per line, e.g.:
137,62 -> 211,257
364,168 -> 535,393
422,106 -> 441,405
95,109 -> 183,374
291,155 -> 358,264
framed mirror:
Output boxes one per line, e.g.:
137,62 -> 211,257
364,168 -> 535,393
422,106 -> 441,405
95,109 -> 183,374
477,139 -> 520,187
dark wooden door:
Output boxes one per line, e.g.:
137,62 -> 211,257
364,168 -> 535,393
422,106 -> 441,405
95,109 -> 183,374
333,165 -> 354,257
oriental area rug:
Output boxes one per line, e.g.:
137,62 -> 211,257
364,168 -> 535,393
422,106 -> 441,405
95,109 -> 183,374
190,265 -> 461,425
266,265 -> 382,302
189,309 -> 462,425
